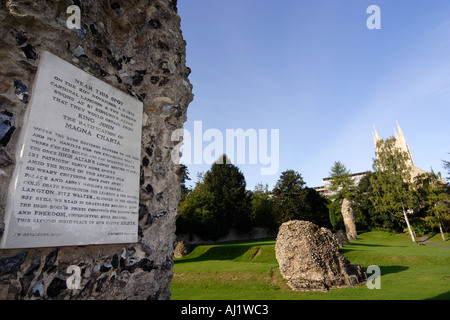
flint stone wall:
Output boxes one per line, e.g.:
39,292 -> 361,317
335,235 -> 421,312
0,0 -> 193,299
275,220 -> 366,292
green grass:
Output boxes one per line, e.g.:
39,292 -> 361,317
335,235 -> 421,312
171,231 -> 450,300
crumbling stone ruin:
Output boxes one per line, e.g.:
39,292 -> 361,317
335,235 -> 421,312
334,229 -> 350,247
0,0 -> 193,299
341,198 -> 357,240
275,220 -> 366,292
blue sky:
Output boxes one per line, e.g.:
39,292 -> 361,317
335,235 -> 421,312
177,0 -> 450,190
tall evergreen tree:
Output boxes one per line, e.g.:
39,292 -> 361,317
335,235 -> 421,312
179,165 -> 191,202
327,161 -> 356,231
272,169 -> 330,228
177,154 -> 251,240
328,161 -> 355,200
272,170 -> 305,224
203,154 -> 252,235
443,155 -> 450,182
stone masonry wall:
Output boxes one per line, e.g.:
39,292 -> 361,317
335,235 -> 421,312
0,0 -> 193,299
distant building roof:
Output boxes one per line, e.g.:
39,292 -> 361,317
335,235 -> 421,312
322,171 -> 370,182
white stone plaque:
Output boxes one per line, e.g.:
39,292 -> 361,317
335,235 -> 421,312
1,51 -> 143,248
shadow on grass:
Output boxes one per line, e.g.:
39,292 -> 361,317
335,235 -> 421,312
340,242 -> 406,254
175,243 -> 272,264
350,242 -> 393,247
378,265 -> 408,275
425,291 -> 450,300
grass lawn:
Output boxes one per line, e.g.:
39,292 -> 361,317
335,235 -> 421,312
171,230 -> 450,300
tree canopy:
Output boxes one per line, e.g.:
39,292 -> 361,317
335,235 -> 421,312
415,171 -> 450,241
177,154 -> 251,240
328,161 -> 355,201
272,169 -> 330,228
370,137 -> 417,242
177,148 -> 449,243
327,161 -> 356,230
251,183 -> 276,230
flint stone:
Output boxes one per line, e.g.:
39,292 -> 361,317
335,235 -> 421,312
0,110 -> 15,146
30,279 -> 44,297
275,220 -> 366,292
0,252 -> 26,276
13,79 -> 28,103
0,149 -> 14,167
46,277 -> 66,298
20,44 -> 38,60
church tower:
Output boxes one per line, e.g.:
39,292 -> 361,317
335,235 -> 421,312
373,121 -> 414,164
372,121 -> 425,179
393,121 -> 415,167
372,125 -> 380,149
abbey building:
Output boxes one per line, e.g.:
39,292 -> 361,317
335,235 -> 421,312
314,121 -> 436,196
372,121 -> 426,180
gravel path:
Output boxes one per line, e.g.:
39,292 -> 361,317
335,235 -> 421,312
418,235 -> 450,249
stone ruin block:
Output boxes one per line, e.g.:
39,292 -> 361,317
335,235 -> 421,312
275,220 -> 366,292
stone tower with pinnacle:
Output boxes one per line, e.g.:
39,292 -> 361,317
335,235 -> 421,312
372,121 -> 425,178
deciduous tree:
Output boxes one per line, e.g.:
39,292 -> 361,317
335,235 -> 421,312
370,138 -> 417,243
415,172 -> 450,241
251,183 -> 276,230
